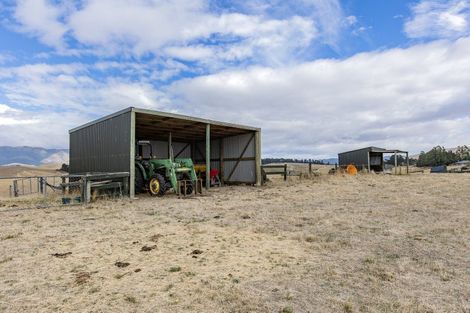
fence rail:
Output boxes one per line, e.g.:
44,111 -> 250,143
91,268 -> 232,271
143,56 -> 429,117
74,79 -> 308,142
262,164 -> 288,181
1,172 -> 129,204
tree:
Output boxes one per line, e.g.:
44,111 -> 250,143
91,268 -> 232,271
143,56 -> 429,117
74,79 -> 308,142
385,155 -> 406,165
417,146 -> 459,167
454,145 -> 470,161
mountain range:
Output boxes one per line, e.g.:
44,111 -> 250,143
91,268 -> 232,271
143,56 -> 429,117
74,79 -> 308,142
0,146 -> 69,166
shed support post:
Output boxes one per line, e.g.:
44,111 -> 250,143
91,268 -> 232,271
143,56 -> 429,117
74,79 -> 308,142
85,179 -> 91,204
220,138 -> 224,186
123,176 -> 129,195
394,151 -> 398,175
129,109 -> 136,199
168,132 -> 173,160
406,152 -> 409,174
255,131 -> 262,186
367,152 -> 371,173
205,124 -> 210,189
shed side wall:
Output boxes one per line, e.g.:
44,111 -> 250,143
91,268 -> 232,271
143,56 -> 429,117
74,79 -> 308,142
223,132 -> 256,183
70,112 -> 131,174
193,132 -> 256,183
338,149 -> 369,169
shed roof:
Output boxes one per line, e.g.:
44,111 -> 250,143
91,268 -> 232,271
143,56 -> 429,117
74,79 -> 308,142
339,146 -> 408,155
70,107 -> 260,141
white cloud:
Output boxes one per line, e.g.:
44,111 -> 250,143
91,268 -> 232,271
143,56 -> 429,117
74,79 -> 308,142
0,104 -> 13,114
13,0 -> 69,49
2,1 -> 470,156
67,1 -> 318,64
405,0 -> 470,39
2,37 -> 470,156
0,103 -> 38,126
8,0 -> 347,65
169,37 -> 470,157
346,15 -> 357,26
0,108 -> 86,148
2,36 -> 470,155
0,63 -> 170,116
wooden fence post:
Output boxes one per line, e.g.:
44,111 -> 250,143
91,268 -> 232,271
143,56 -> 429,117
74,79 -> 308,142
61,177 -> 66,194
309,162 -> 312,176
284,164 -> 287,181
13,180 -> 18,197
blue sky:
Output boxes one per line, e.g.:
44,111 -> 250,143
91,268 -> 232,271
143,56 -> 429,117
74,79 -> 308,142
1,0 -> 470,158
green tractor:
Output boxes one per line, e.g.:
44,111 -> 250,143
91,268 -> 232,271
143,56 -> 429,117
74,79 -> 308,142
135,140 -> 197,196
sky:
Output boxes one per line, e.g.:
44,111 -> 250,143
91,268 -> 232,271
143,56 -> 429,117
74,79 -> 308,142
0,0 -> 470,158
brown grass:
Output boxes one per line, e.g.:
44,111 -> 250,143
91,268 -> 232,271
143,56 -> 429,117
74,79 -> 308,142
0,164 -> 66,199
0,171 -> 469,312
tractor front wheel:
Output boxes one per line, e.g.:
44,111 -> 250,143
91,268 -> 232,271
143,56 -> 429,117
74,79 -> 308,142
148,174 -> 166,197
180,181 -> 193,195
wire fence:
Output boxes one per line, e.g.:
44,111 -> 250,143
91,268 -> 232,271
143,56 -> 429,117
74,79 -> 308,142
1,172 -> 129,204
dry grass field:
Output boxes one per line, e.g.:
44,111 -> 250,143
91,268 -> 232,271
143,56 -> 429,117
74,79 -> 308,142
0,171 -> 469,313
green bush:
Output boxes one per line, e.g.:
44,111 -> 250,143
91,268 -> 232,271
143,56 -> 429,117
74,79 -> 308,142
417,145 -> 470,167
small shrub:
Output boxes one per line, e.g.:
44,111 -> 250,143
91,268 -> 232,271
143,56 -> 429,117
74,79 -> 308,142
75,272 -> 91,285
124,295 -> 137,303
343,303 -> 353,313
305,236 -> 315,243
0,257 -> 13,264
1,233 -> 21,240
169,266 -> 181,272
163,284 -> 174,291
364,257 -> 374,264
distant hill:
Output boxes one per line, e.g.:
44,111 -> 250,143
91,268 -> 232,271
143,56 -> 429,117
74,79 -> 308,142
0,146 -> 69,166
320,158 -> 338,165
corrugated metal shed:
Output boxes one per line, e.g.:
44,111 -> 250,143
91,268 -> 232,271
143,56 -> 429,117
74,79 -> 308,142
70,110 -> 131,174
338,146 -> 409,172
69,107 -> 261,197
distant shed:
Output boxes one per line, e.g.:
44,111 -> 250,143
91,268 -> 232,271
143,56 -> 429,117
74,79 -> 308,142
338,146 -> 409,173
69,107 -> 262,198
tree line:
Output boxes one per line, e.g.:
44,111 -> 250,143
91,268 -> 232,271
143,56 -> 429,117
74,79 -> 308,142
416,145 -> 470,167
262,158 -> 326,165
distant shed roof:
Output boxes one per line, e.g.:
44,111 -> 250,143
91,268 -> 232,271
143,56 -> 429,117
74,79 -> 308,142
339,146 -> 408,155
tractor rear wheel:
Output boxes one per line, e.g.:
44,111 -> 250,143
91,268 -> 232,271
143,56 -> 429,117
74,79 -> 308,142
148,174 -> 166,197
